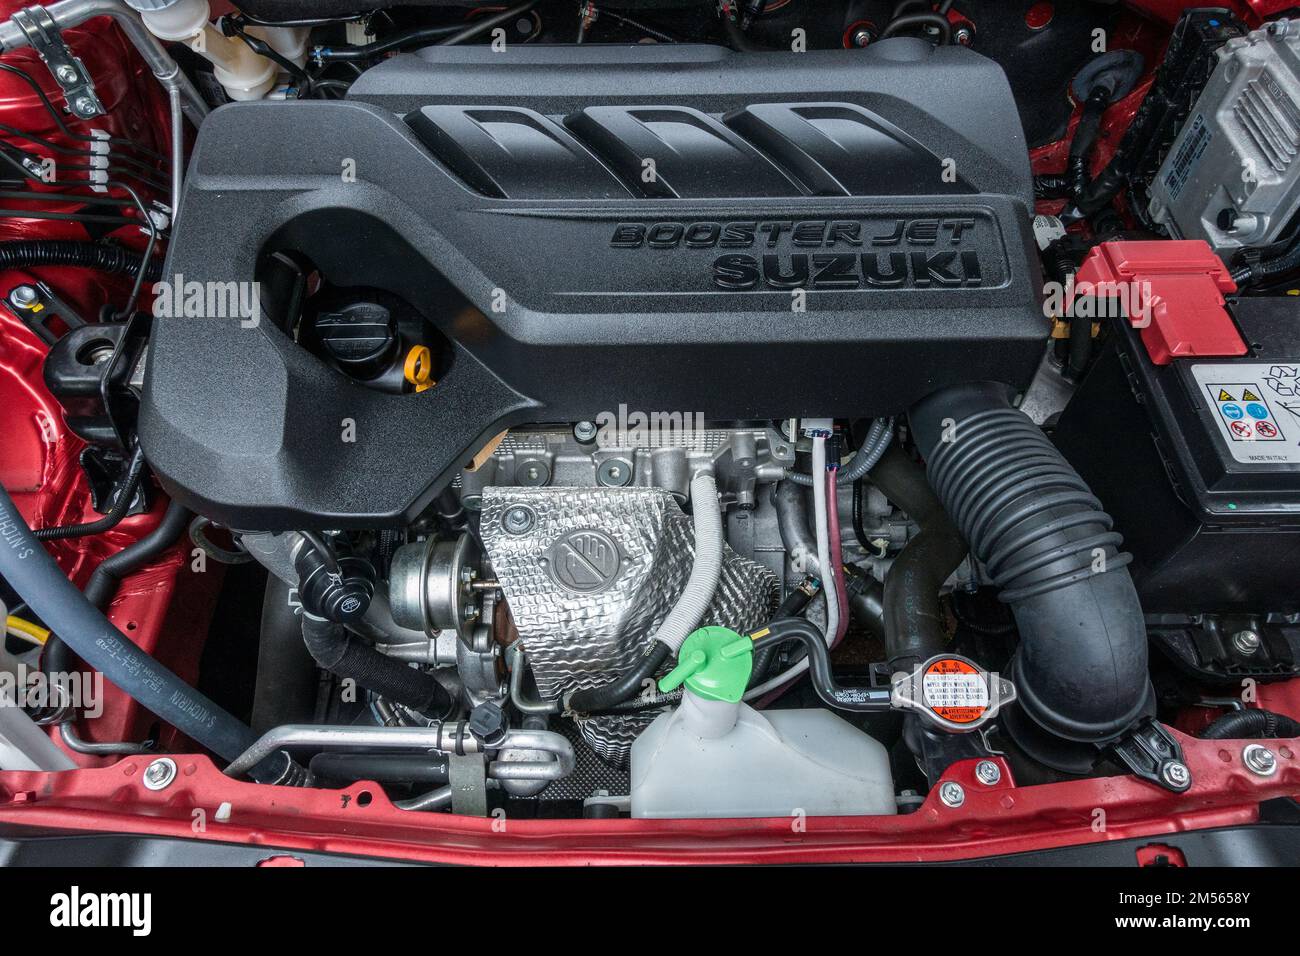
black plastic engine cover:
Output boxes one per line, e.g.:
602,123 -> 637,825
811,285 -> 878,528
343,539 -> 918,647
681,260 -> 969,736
141,41 -> 1045,529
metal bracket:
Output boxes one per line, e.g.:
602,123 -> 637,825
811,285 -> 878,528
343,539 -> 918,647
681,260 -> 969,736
1110,717 -> 1192,793
11,6 -> 105,119
447,753 -> 489,817
6,281 -> 87,345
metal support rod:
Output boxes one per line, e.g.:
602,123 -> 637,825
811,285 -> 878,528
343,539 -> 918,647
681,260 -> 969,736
168,84 -> 182,222
224,723 -> 576,783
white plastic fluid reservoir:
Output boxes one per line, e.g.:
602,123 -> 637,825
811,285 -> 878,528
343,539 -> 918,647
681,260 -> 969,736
630,626 -> 896,819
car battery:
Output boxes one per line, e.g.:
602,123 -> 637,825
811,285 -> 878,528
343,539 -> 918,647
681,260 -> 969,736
1054,240 -> 1300,614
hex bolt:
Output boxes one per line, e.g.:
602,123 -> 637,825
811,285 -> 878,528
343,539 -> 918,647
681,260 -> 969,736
851,27 -> 872,47
1242,744 -> 1278,777
72,96 -> 95,116
142,757 -> 178,791
502,505 -> 534,535
573,420 -> 598,443
1160,760 -> 1191,790
55,65 -> 78,84
938,781 -> 965,808
1232,629 -> 1261,655
9,285 -> 39,309
974,760 -> 1002,786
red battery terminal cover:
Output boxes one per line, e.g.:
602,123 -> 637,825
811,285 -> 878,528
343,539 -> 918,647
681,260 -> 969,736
1069,240 -> 1246,366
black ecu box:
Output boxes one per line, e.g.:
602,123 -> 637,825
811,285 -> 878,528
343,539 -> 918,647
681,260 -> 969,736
1055,244 -> 1300,618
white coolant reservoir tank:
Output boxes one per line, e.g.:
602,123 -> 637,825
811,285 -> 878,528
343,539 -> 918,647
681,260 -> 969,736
630,627 -> 896,819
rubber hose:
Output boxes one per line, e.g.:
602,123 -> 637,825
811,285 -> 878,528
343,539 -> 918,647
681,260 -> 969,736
566,642 -> 671,713
750,618 -> 890,713
785,418 -> 892,486
1198,709 -> 1300,741
1067,89 -> 1110,203
909,382 -> 1153,744
846,575 -> 886,640
0,484 -> 292,783
32,445 -> 147,541
0,240 -> 163,281
42,498 -> 192,709
773,479 -> 820,578
82,499 -> 191,609
868,444 -> 967,668
752,579 -> 820,683
251,575 -> 320,734
300,614 -> 453,718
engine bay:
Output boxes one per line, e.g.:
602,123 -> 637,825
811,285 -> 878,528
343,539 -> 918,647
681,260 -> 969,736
1,0 -> 1299,864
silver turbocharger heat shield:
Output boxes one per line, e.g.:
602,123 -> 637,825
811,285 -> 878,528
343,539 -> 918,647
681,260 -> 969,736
480,486 -> 776,764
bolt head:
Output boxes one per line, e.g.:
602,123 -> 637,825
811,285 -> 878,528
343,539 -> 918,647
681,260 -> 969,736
9,285 -> 38,308
1232,629 -> 1262,655
1160,760 -> 1191,789
502,505 -> 535,535
852,28 -> 872,47
142,757 -> 177,791
1242,744 -> 1278,777
55,65 -> 78,83
938,781 -> 965,808
974,760 -> 1002,785
573,420 -> 598,442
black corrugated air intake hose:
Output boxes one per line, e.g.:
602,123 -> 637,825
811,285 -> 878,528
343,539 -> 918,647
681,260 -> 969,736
908,382 -> 1154,747
300,614 -> 454,718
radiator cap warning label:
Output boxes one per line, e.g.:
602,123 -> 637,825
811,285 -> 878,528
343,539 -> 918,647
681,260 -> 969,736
1192,363 -> 1300,464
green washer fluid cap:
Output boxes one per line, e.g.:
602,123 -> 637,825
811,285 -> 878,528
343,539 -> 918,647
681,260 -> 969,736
658,626 -> 753,703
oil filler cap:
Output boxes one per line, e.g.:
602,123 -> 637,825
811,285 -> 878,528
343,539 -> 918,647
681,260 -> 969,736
891,654 -> 1016,733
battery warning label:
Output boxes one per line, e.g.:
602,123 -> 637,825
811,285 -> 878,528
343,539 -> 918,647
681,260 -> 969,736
1192,363 -> 1300,464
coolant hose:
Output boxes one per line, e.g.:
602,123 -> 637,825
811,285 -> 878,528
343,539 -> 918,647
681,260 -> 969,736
300,614 -> 454,718
567,471 -> 723,711
1198,709 -> 1300,740
41,498 -> 192,716
82,499 -> 192,610
909,382 -> 1153,745
0,484 -> 293,783
0,240 -> 164,281
867,443 -> 968,668
750,618 -> 890,713
252,576 -> 320,734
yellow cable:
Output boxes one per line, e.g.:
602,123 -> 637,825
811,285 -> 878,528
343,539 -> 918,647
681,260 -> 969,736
6,615 -> 49,645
